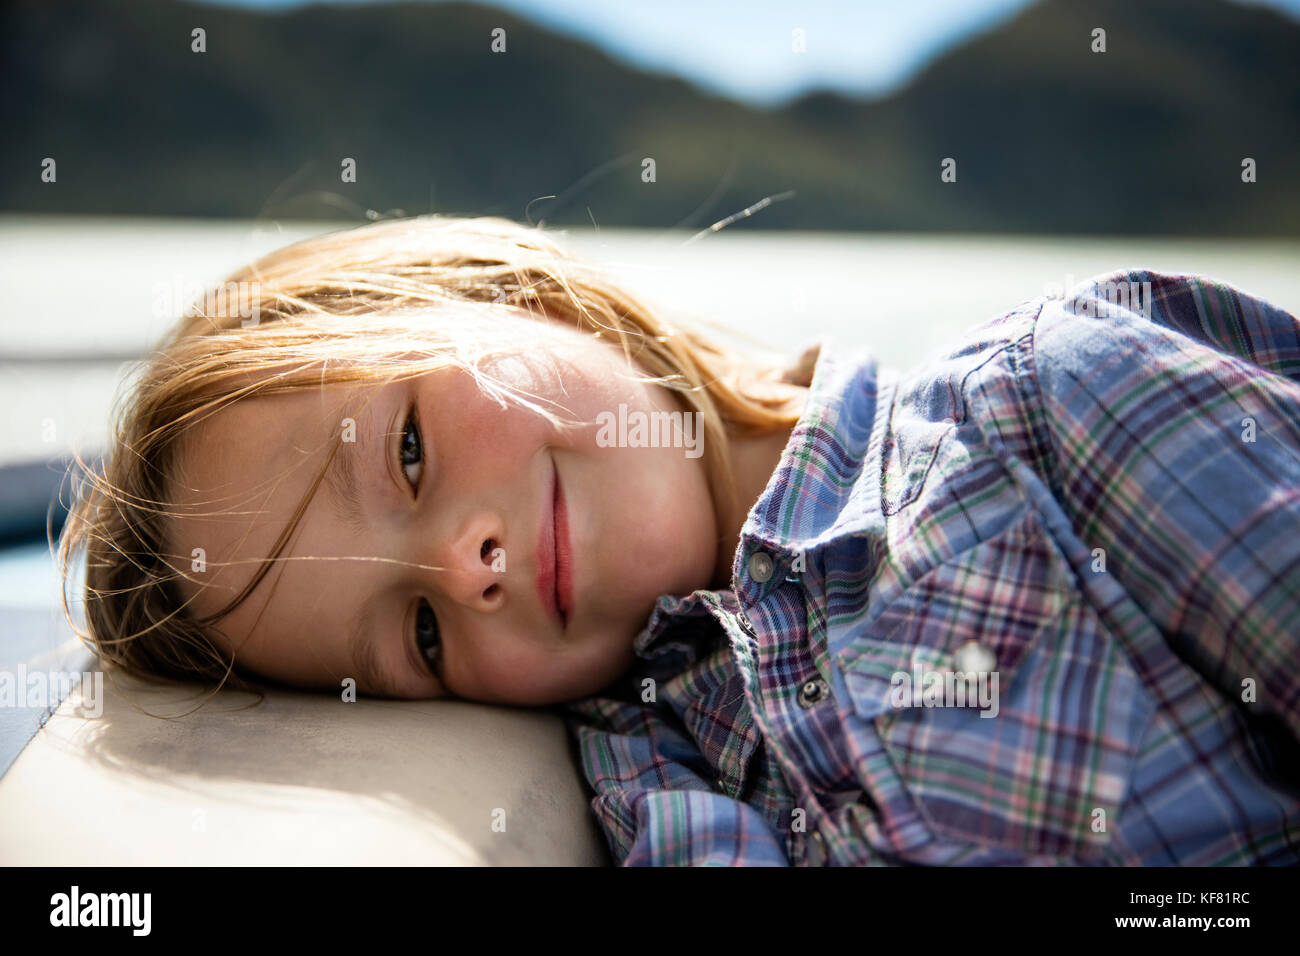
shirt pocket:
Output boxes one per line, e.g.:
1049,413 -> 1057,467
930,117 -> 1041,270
833,506 -> 1153,862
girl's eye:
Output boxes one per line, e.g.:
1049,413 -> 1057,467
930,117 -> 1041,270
415,599 -> 441,677
398,406 -> 424,491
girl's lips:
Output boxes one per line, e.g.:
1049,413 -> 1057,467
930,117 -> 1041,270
553,463 -> 573,624
535,459 -> 573,629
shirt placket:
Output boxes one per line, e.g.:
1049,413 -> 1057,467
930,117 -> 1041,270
731,544 -> 843,866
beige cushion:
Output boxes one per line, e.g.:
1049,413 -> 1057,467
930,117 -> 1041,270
0,658 -> 609,865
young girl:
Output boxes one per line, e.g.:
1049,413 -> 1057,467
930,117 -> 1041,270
58,215 -> 1300,866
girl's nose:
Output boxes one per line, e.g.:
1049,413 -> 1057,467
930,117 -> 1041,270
432,517 -> 507,611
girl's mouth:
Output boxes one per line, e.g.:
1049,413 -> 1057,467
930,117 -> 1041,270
553,461 -> 573,626
536,457 -> 574,629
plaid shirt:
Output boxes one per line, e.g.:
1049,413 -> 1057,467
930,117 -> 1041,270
559,270 -> 1300,866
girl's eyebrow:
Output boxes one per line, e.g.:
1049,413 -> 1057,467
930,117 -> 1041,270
324,402 -> 376,537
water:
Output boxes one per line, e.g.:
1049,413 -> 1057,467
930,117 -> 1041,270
2,214 -> 1298,468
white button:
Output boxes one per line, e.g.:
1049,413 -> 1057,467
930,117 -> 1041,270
954,640 -> 996,674
748,551 -> 774,583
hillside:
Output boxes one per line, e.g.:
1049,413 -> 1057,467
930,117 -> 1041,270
1,0 -> 1296,233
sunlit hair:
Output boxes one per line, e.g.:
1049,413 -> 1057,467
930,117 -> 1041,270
55,214 -> 805,711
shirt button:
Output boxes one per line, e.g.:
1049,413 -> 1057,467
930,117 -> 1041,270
747,550 -> 774,583
797,677 -> 830,708
954,640 -> 996,674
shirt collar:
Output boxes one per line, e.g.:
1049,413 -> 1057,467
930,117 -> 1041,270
631,337 -> 883,658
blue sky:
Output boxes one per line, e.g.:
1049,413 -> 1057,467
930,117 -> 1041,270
199,0 -> 1300,105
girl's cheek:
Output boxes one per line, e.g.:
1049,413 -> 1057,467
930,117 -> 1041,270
423,377 -> 527,460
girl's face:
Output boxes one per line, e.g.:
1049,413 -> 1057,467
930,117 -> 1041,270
166,317 -> 721,705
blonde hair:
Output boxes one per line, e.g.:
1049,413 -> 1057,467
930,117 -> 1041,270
55,214 -> 803,709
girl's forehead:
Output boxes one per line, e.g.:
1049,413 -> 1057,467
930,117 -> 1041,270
185,379 -> 376,450
167,389 -> 341,561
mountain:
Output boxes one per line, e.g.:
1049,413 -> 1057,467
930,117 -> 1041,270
1,0 -> 1296,233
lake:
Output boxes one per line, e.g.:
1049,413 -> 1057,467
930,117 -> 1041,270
2,214 -> 1298,468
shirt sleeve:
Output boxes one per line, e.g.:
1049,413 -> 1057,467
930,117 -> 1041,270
562,700 -> 791,866
1031,270 -> 1300,748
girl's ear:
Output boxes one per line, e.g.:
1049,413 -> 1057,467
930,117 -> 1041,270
778,343 -> 821,387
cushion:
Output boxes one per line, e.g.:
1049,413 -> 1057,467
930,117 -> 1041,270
0,658 -> 609,865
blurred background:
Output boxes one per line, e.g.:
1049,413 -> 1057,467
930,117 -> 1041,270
6,0 -> 1300,230
1,0 -> 1298,672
